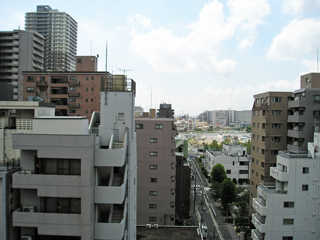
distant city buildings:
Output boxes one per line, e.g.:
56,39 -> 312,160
25,5 -> 77,71
197,110 -> 251,127
0,30 -> 44,100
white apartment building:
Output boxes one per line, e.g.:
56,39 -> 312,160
205,144 -> 250,186
11,79 -> 137,239
251,132 -> 320,240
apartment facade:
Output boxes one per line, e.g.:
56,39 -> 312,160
205,144 -> 250,186
251,132 -> 320,240
250,92 -> 292,209
157,103 -> 174,118
25,5 -> 77,71
0,30 -> 44,100
22,71 -> 112,117
136,118 -> 177,225
76,56 -> 98,71
11,78 -> 137,239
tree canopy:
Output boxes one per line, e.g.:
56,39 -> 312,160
221,178 -> 236,215
211,163 -> 227,183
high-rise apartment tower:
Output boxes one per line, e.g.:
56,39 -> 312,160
25,5 -> 77,71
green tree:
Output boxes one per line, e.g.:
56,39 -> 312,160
209,140 -> 220,150
245,126 -> 251,133
240,140 -> 251,154
221,178 -> 236,215
234,201 -> 249,229
211,164 -> 227,183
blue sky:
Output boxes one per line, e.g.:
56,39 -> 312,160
1,0 -> 320,116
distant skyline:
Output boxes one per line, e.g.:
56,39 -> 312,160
1,0 -> 320,116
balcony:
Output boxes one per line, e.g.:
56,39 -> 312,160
287,115 -> 307,123
251,229 -> 264,240
68,103 -> 80,108
95,130 -> 127,167
270,167 -> 288,181
13,171 -> 81,189
252,198 -> 267,216
13,208 -> 82,235
95,202 -> 127,240
68,92 -> 80,97
252,213 -> 266,233
95,166 -> 127,204
288,99 -> 306,108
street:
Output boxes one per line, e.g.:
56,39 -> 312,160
189,149 -> 238,240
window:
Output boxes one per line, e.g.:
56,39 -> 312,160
150,178 -> 157,183
257,159 -> 259,164
136,124 -> 143,129
261,175 -> 264,180
257,135 -> 260,140
40,197 -> 81,214
118,113 -> 124,120
283,219 -> 294,225
27,76 -> 34,81
86,77 -> 88,80
86,99 -> 88,102
171,149 -> 175,156
253,111 -> 256,116
271,123 -> 281,129
314,95 -> 320,101
257,123 -> 260,128
150,165 -> 157,170
253,134 -> 255,139
77,59 -> 82,63
171,162 -> 176,169
39,158 -> 81,175
253,123 -> 256,127
149,217 -> 157,221
257,147 -> 259,153
170,202 -> 175,208
251,181 -> 254,186
302,184 -> 309,191
226,170 -> 231,174
272,97 -> 282,103
91,98 -> 93,102
149,191 -> 157,196
261,162 -> 265,168
149,204 -> 157,209
69,110 -> 76,113
70,77 -> 77,80
155,124 -> 163,129
261,149 -> 265,155
27,87 -> 34,92
91,87 -> 94,91
150,151 -> 158,156
86,88 -> 88,91
252,157 -> 255,163
271,150 -> 279,155
239,161 -> 248,165
171,189 -> 175,195
69,87 -> 76,91
239,170 -> 248,174
85,110 -> 88,114
91,110 -> 93,113
256,99 -> 259,104
303,167 -> 309,174
283,237 -> 293,240
171,176 -> 175,182
40,76 -> 45,81
262,136 -> 266,142
92,76 -> 94,80
256,172 -> 258,177
272,110 -> 282,116
150,138 -> 158,143
284,202 -> 294,208
69,98 -> 76,102
271,137 -> 281,142
252,146 -> 255,151
252,169 -> 255,174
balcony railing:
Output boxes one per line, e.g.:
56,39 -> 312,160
278,151 -> 308,159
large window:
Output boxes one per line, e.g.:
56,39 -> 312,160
136,124 -> 143,129
283,219 -> 294,225
40,197 -> 81,214
284,202 -> 294,208
149,191 -> 157,196
150,138 -> 158,143
149,204 -> 157,209
155,124 -> 163,129
272,97 -> 282,103
38,158 -> 81,175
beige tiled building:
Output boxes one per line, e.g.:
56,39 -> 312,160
250,92 -> 292,210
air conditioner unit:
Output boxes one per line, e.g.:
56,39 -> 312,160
154,224 -> 159,228
21,236 -> 32,240
146,224 -> 152,228
22,206 -> 35,212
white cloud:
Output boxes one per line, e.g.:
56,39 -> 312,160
301,58 -> 317,73
283,0 -> 320,14
267,18 -> 320,61
227,0 -> 270,48
127,14 -> 151,28
130,0 -> 236,76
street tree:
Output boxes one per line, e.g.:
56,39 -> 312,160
211,164 -> 227,183
209,140 -> 220,150
221,178 -> 236,215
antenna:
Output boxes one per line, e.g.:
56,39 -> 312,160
118,69 -> 134,75
105,41 -> 108,72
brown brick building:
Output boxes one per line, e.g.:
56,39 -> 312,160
21,71 -> 111,117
